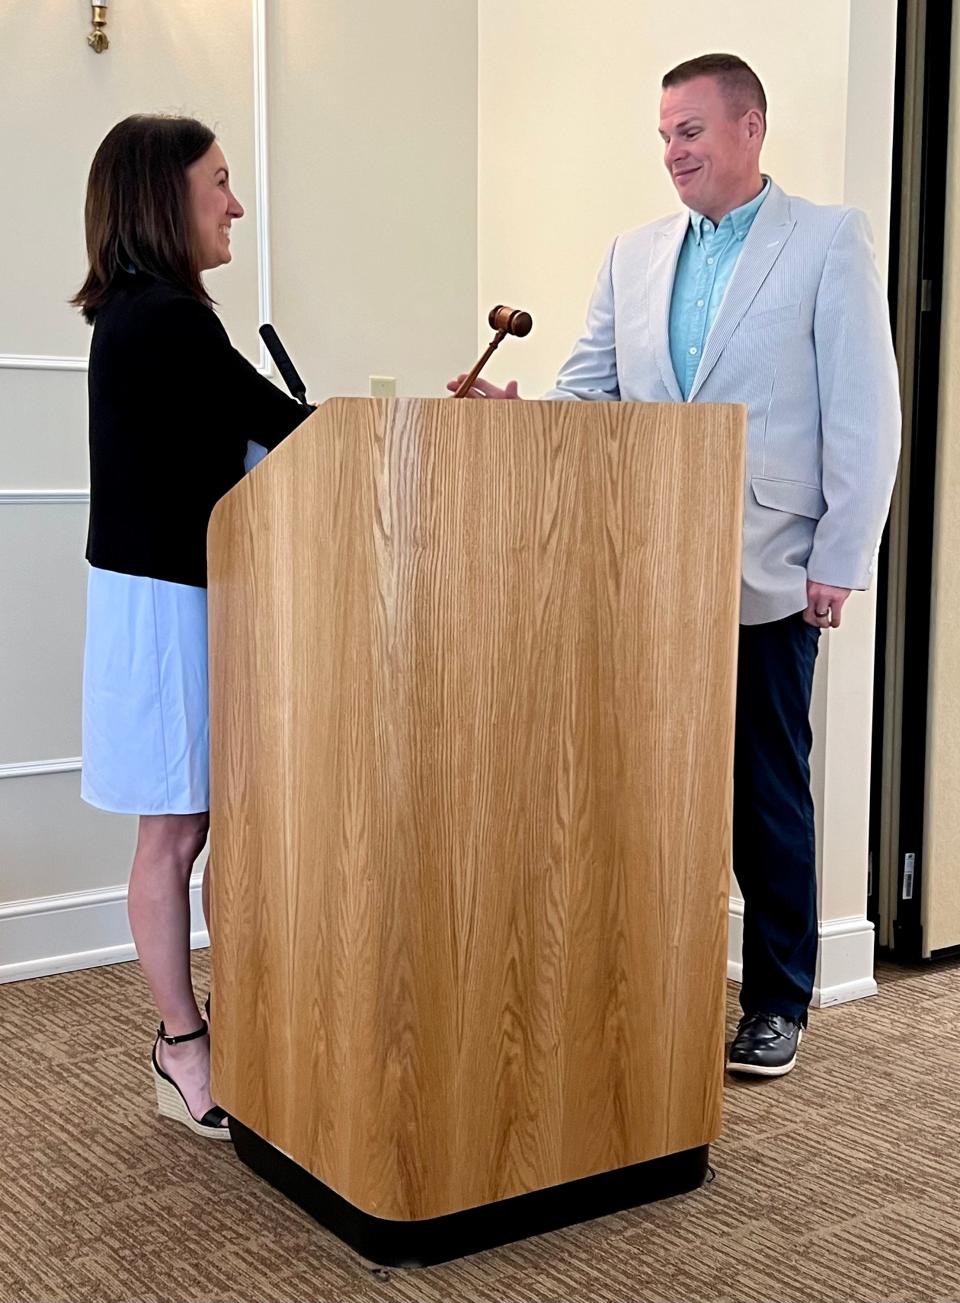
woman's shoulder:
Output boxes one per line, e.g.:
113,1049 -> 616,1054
93,276 -> 226,352
97,274 -> 212,323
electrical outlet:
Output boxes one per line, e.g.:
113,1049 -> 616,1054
369,376 -> 396,398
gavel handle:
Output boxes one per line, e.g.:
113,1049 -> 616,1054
453,329 -> 508,398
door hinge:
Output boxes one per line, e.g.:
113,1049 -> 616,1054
902,852 -> 916,900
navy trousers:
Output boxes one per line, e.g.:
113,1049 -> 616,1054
733,612 -> 821,1023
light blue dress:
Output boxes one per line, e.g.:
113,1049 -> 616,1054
81,441 -> 269,816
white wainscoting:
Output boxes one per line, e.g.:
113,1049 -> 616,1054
0,878 -> 209,985
0,0 -> 270,975
0,758 -> 82,781
0,354 -> 88,371
6,887 -> 879,1002
0,491 -> 89,505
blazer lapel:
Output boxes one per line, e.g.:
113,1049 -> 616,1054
687,183 -> 797,401
648,213 -> 687,402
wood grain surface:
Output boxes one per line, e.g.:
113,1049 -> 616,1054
208,397 -> 745,1221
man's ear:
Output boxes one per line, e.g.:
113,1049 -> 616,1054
745,108 -> 765,143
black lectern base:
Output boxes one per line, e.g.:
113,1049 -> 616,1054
230,1119 -> 710,1268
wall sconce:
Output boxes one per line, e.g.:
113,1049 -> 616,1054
87,3 -> 109,53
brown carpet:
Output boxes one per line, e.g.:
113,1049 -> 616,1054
1,954 -> 959,1303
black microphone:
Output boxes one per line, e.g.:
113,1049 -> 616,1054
259,323 -> 310,405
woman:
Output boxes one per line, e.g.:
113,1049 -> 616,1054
73,116 -> 311,1138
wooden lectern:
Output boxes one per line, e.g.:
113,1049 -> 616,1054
208,397 -> 745,1266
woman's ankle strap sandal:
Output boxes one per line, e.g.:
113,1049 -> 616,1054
157,1021 -> 208,1045
152,1022 -> 231,1140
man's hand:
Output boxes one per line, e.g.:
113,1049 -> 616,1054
804,581 -> 852,629
446,376 -> 521,400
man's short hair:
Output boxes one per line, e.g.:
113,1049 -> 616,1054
662,53 -> 767,121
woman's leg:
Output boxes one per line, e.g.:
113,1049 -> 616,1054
128,811 -> 224,1124
201,851 -> 212,938
201,850 -> 213,1019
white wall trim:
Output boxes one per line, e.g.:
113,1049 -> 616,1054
727,897 -> 878,1008
2,885 -> 876,995
0,879 -> 209,984
0,490 -> 89,505
253,0 -> 273,377
0,757 -> 82,780
813,913 -> 879,1006
0,353 -> 88,372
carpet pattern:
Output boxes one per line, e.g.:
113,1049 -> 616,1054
1,954 -> 958,1303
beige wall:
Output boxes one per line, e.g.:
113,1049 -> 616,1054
267,3 -> 478,400
477,1 -> 850,390
0,0 -> 262,362
0,2 -> 477,962
2,0 -> 900,995
477,0 -> 897,998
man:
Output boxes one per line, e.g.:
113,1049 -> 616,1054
451,53 -> 901,1076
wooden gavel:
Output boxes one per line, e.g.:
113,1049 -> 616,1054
453,305 -> 533,398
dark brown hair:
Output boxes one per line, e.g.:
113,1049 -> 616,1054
71,114 -> 216,322
662,53 -> 767,121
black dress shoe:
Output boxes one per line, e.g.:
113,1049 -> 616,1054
727,1012 -> 803,1077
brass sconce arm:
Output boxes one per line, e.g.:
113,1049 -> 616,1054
87,3 -> 109,53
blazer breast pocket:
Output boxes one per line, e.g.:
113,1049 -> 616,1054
751,476 -> 825,520
737,302 -> 801,334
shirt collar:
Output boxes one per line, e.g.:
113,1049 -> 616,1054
689,176 -> 771,245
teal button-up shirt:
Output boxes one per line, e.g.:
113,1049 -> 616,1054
668,178 -> 770,399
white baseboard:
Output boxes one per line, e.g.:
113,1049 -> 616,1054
0,883 -> 877,1005
727,897 -> 877,1008
0,878 -> 209,984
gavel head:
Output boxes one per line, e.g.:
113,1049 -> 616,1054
489,304 -> 533,337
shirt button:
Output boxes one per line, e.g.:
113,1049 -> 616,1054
697,299 -> 705,308
689,346 -> 698,355
706,256 -> 715,265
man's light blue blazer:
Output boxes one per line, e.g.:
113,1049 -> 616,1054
544,181 -> 902,626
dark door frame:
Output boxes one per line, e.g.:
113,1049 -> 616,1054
870,0 -> 954,959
